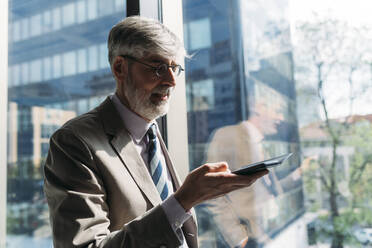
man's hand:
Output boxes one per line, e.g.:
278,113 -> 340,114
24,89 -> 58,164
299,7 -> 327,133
174,162 -> 268,211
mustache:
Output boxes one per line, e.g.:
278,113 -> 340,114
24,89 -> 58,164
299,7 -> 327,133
152,86 -> 174,95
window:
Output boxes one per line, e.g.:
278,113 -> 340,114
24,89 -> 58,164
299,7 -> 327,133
52,54 -> 62,78
52,7 -> 61,31
177,0 -> 372,247
76,0 -> 87,24
62,51 -> 77,76
182,0 -> 303,247
88,45 -> 98,71
43,10 -> 52,33
43,57 -> 52,80
11,64 -> 20,86
6,1 -> 125,247
62,3 -> 76,27
115,0 -> 124,10
21,18 -> 29,40
30,14 -> 42,37
77,48 -> 88,73
11,20 -> 20,42
20,62 -> 29,85
98,0 -> 114,17
186,79 -> 214,111
87,0 -> 98,20
186,18 -> 211,50
99,43 -> 109,69
30,59 -> 42,83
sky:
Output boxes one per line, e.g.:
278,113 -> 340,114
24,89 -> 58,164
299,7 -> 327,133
289,0 -> 372,26
289,0 -> 372,119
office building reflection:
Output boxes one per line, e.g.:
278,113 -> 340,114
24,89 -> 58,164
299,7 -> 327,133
183,0 -> 306,247
7,0 -> 125,246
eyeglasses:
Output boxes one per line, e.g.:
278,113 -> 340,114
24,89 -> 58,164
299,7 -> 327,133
120,55 -> 184,77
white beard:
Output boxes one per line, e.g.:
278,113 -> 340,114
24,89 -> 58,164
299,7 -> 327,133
124,76 -> 173,121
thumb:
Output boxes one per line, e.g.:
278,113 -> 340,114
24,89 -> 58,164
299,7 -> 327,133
205,162 -> 229,172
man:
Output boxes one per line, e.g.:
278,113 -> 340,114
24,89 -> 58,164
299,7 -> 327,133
44,16 -> 268,248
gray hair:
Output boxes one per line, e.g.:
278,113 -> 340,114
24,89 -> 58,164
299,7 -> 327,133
107,16 -> 185,66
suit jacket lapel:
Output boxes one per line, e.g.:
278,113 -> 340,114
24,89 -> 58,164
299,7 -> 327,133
97,97 -> 198,247
97,97 -> 162,207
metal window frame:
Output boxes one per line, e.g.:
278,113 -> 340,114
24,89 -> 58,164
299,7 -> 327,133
0,0 -> 8,247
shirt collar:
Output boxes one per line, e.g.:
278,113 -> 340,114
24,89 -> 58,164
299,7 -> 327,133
111,94 -> 156,143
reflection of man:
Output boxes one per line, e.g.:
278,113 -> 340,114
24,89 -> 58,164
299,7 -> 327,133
205,102 -> 289,247
44,16 -> 267,248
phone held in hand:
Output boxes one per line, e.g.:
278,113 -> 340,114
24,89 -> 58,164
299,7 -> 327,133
232,153 -> 293,175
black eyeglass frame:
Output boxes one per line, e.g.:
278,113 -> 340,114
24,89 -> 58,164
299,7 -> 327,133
119,55 -> 184,77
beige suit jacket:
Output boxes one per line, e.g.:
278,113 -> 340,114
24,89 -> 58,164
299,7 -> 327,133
44,97 -> 198,248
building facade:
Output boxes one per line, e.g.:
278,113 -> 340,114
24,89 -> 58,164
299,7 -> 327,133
182,0 -> 305,247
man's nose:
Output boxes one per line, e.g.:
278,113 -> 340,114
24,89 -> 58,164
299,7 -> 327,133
161,67 -> 176,87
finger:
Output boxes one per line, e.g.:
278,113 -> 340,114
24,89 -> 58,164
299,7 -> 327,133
205,162 -> 229,172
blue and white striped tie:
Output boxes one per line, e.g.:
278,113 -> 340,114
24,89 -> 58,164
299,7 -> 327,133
147,124 -> 169,201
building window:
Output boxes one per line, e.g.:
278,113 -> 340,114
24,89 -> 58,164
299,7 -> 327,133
52,7 -> 61,31
88,45 -> 99,71
77,48 -> 88,73
30,14 -> 42,37
6,2 -> 126,246
76,0 -> 87,24
52,54 -> 62,78
30,59 -> 42,83
62,3 -> 76,27
87,0 -> 98,20
186,18 -> 211,51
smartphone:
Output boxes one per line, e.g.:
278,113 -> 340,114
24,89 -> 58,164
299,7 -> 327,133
232,153 -> 293,175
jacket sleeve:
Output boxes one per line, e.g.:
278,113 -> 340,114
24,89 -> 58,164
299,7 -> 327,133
44,127 -> 182,248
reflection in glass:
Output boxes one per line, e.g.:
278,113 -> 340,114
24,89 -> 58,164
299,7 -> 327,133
20,62 -> 29,85
52,54 -> 61,79
77,1 -> 87,24
42,11 -> 52,33
43,57 -> 52,81
77,48 -> 88,74
183,0 -> 303,247
62,3 -> 76,27
21,18 -> 29,40
52,8 -> 61,31
30,60 -> 42,83
63,51 -> 77,77
87,0 -> 98,20
7,1 -> 126,247
12,21 -> 21,42
88,45 -> 99,72
30,14 -> 42,37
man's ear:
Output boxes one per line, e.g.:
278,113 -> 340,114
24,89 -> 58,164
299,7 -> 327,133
112,56 -> 128,81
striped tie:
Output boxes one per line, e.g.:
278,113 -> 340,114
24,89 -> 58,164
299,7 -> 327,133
147,124 -> 169,201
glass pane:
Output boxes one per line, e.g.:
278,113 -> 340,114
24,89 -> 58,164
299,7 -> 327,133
182,0 -> 372,247
76,1 -> 87,24
52,7 -> 61,31
7,1 -> 126,247
62,3 -> 76,27
30,14 -> 42,37
87,0 -> 98,20
183,0 -> 304,247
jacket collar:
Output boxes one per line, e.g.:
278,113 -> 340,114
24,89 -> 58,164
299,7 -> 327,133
96,97 -> 162,206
